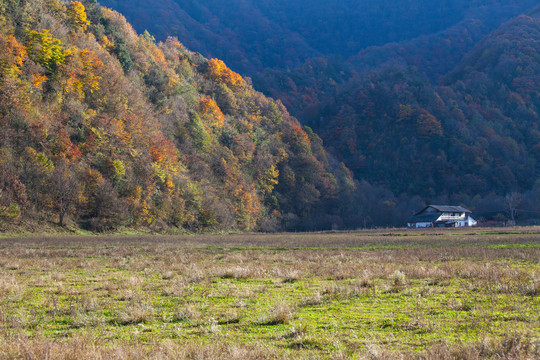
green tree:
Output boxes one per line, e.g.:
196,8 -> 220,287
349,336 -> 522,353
187,112 -> 211,151
114,39 -> 133,72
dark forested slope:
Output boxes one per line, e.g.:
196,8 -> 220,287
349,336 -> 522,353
307,8 -> 540,201
100,0 -> 538,74
0,0 -> 358,232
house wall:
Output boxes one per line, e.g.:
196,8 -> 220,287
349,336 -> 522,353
408,219 -> 477,228
409,222 -> 433,228
439,212 -> 466,220
444,219 -> 476,227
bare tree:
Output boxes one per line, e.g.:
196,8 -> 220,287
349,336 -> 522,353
51,163 -> 79,227
0,189 -> 7,218
505,192 -> 522,226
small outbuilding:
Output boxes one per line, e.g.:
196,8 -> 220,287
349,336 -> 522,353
407,205 -> 477,228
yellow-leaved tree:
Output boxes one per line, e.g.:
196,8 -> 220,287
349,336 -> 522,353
66,1 -> 90,31
26,30 -> 65,73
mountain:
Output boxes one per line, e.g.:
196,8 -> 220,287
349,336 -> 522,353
305,7 -> 540,199
98,0 -> 540,224
4,1 -> 539,230
0,0 -> 362,232
99,0 -> 538,74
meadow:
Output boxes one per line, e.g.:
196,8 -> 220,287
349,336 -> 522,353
0,228 -> 538,359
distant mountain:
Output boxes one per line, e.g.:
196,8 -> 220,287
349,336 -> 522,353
305,7 -> 540,201
253,2 -> 538,116
100,0 -> 538,74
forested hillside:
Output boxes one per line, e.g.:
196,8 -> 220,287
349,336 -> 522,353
3,0 -> 540,230
98,0 -> 540,225
0,0 -> 361,232
305,8 -> 540,199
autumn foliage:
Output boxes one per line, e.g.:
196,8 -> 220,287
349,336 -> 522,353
66,1 -> 90,31
206,58 -> 244,88
0,34 -> 26,76
0,0 -> 356,232
199,97 -> 225,127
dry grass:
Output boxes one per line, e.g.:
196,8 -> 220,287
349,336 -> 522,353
0,227 -> 538,358
261,301 -> 295,325
0,336 -> 288,360
0,334 -> 536,360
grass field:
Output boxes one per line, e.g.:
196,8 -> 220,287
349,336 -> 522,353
0,228 -> 538,359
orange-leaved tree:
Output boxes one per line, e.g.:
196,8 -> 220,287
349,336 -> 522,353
199,97 -> 225,128
206,58 -> 244,88
62,48 -> 103,99
416,108 -> 443,139
149,135 -> 180,185
0,34 -> 27,77
233,182 -> 261,231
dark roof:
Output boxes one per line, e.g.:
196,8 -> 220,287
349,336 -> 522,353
417,205 -> 472,215
407,213 -> 441,223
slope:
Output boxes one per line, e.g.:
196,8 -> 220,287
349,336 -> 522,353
0,0 -> 356,232
306,8 -> 540,204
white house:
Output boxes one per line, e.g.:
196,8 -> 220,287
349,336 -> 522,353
407,205 -> 477,228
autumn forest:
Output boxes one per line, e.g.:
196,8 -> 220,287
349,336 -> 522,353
1,0 -> 540,232
0,0 -> 364,232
